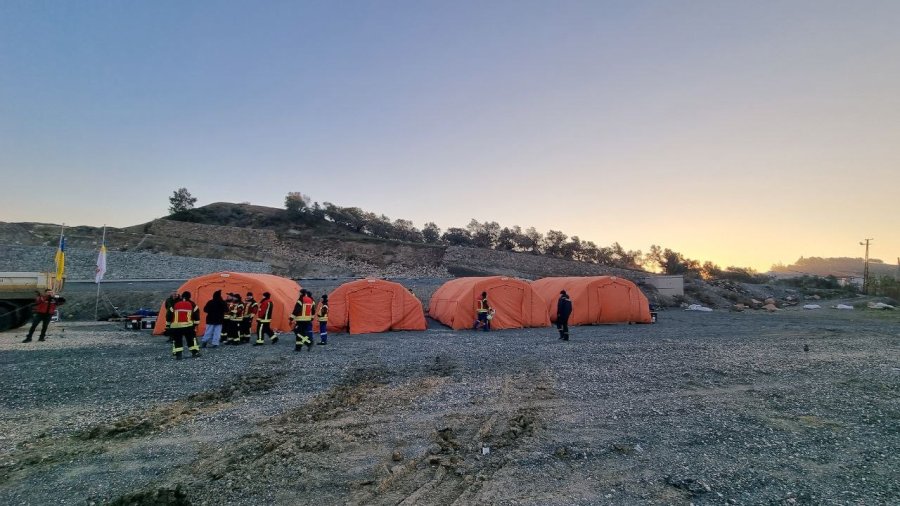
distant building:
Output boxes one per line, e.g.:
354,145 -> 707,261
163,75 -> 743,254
837,276 -> 864,287
642,275 -> 684,297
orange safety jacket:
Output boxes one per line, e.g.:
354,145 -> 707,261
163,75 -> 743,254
256,299 -> 273,322
34,295 -> 60,315
317,303 -> 329,322
169,300 -> 199,329
477,298 -> 490,314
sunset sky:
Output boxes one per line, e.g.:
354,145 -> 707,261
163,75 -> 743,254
2,1 -> 898,272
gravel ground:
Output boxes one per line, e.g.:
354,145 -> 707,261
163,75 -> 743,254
1,306 -> 898,505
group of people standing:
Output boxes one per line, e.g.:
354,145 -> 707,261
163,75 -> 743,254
163,288 -> 328,359
163,286 -> 573,359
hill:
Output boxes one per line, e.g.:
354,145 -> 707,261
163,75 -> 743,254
771,256 -> 898,278
0,202 -> 643,281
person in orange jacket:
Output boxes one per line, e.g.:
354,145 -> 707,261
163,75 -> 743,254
254,292 -> 278,345
22,289 -> 65,343
168,291 -> 200,359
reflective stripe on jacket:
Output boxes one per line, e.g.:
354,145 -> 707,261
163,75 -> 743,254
170,300 -> 199,329
257,299 -> 273,322
292,297 -> 314,321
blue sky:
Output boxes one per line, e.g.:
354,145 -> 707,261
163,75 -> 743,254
2,1 -> 898,271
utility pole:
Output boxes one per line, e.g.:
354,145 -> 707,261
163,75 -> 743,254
859,238 -> 873,294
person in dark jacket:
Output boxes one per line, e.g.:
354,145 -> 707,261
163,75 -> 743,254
163,291 -> 181,341
23,289 -> 65,343
556,290 -> 572,341
200,290 -> 227,348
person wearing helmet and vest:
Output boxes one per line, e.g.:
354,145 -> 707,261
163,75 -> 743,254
242,292 -> 258,343
316,294 -> 329,345
254,291 -> 277,345
225,293 -> 245,345
168,291 -> 200,359
473,291 -> 491,331
290,289 -> 315,351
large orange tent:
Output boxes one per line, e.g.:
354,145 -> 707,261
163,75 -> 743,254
531,276 -> 652,325
326,278 -> 426,334
152,272 -> 301,336
428,276 -> 550,330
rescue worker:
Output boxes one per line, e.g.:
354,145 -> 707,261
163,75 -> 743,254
316,294 -> 329,345
231,293 -> 250,344
254,291 -> 277,345
473,291 -> 491,331
22,289 -> 65,343
242,292 -> 258,342
163,291 -> 181,342
557,290 -> 573,341
223,293 -> 238,345
290,289 -> 315,351
168,291 -> 200,359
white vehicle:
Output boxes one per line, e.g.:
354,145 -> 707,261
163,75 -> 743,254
0,272 -> 63,331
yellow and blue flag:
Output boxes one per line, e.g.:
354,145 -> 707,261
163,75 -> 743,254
55,234 -> 66,281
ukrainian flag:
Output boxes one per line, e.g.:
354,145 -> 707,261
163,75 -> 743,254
55,235 -> 66,281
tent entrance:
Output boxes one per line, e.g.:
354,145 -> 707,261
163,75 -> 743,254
487,284 -> 525,328
597,283 -> 632,323
347,286 -> 395,334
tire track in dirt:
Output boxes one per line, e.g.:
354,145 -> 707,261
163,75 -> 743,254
0,367 -> 284,486
146,358 -> 557,505
349,365 -> 556,506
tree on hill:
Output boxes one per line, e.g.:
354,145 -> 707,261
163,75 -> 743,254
422,222 -> 441,244
645,245 -> 698,275
285,192 -> 310,213
168,188 -> 197,214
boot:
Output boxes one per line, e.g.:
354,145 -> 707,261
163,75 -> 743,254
22,337 -> 32,343
38,337 -> 46,341
174,351 -> 183,360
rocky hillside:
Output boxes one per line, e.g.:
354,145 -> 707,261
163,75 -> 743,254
0,203 -> 648,282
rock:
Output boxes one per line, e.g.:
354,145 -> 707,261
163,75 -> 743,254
392,450 -> 403,462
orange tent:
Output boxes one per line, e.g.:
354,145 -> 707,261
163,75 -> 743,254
428,276 -> 550,330
152,272 -> 301,336
326,278 -> 426,334
531,276 -> 652,325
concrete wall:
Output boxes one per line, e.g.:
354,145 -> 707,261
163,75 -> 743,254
642,275 -> 684,297
0,245 -> 271,281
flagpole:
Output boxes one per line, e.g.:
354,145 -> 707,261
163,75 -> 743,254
95,225 -> 106,321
